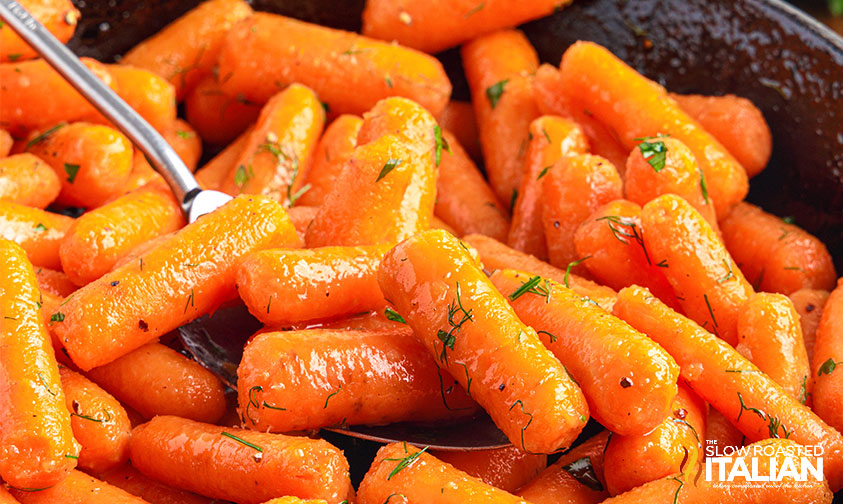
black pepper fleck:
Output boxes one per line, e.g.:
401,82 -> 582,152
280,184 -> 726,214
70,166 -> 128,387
620,377 -> 633,388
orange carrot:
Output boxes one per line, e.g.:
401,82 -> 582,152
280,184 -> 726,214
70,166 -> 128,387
107,65 -> 177,133
260,498 -> 327,504
509,116 -> 588,258
0,129 -> 13,157
554,431 -> 611,484
162,119 -> 201,172
542,154 -> 623,270
641,194 -> 753,345
790,288 -> 830,363
10,470 -> 149,504
121,0 -> 253,100
432,446 -> 546,493
59,182 -> 185,286
0,240 -> 78,490
612,284 -> 843,490
705,409 -> 744,456
184,75 -> 260,145
217,12 -> 451,116
130,416 -> 354,504
719,202 -> 837,294
435,129 -> 510,241
59,366 -> 131,474
0,153 -> 61,208
297,115 -> 362,207
1,0 -> 78,63
286,205 -> 317,243
672,93 -> 772,178
559,41 -> 748,218
438,100 -> 481,162
33,267 -> 75,297
122,149 -> 164,195
99,462 -> 213,504
237,328 -> 477,432
379,229 -> 588,453
0,486 -> 18,504
194,128 -> 250,191
813,279 -> 843,433
516,434 -> 609,504
0,201 -> 73,269
491,269 -> 679,436
51,195 -> 300,371
462,30 -> 539,205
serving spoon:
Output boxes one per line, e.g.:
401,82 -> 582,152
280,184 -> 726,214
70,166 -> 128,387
0,0 -> 510,450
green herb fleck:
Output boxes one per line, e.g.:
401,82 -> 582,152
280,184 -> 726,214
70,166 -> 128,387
324,385 -> 342,408
509,188 -> 518,214
50,312 -> 65,322
38,372 -> 57,396
435,282 -> 473,365
8,53 -> 21,62
26,123 -> 66,149
819,358 -> 841,376
537,329 -> 557,343
377,159 -> 402,182
464,2 -> 485,18
64,163 -> 80,183
782,216 -> 795,224
385,442 -> 429,480
433,125 -> 451,167
385,76 -> 393,88
634,135 -> 669,172
564,256 -> 591,288
221,431 -> 263,452
509,399 -> 535,453
537,165 -> 552,180
175,130 -> 194,139
508,275 -> 551,303
384,307 -> 406,324
716,259 -> 734,284
699,168 -> 709,204
485,79 -> 509,109
184,288 -> 195,314
33,223 -> 47,232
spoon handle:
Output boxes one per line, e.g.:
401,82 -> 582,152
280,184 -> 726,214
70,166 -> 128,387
0,0 -> 200,214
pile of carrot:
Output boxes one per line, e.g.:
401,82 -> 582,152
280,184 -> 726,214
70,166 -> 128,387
0,0 -> 840,503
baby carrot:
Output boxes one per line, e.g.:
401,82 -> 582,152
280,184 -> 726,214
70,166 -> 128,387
705,409 -> 744,455
52,195 -> 300,370
286,205 -> 317,243
431,446 -> 546,493
194,128 -> 250,190
0,487 -> 18,504
237,245 -> 389,326
260,499 -> 326,504
122,149 -> 164,195
602,383 -> 706,495
0,201 -> 73,270
184,75 -> 260,145
217,12 -> 451,116
641,194 -> 753,345
362,0 -> 567,54
357,442 -> 531,504
736,293 -> 811,402
107,65 -> 177,133
297,115 -> 362,207
121,0 -> 253,100
559,41 -> 748,218
516,465 -> 606,504
463,233 -> 617,311
509,116 -> 589,259
27,122 -> 133,208
555,430 -> 611,481
238,328 -> 478,432
34,267 -> 75,297
59,366 -> 131,474
0,240 -> 78,490
491,269 -> 679,436
131,416 -> 354,504
0,129 -> 12,157
719,202 -> 837,294
790,288 -> 830,363
542,154 -> 623,270
0,153 -> 61,208
613,284 -> 843,490
99,463 -> 212,504
10,470 -> 149,504
379,229 -> 589,453
432,216 -> 460,236
813,279 -> 843,433
438,100 -> 481,162
671,93 -> 772,178
59,182 -> 185,286
221,84 -> 324,203
435,129 -> 510,241
162,119 -> 201,172
1,0 -> 78,63
462,29 -> 539,205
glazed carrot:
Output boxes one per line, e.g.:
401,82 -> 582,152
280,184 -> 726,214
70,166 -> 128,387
736,293 -> 811,402
0,241 -> 78,489
0,153 -> 61,208
624,137 -> 718,230
719,202 -> 837,294
130,416 -> 354,504
184,75 -> 260,145
0,129 -> 13,158
357,442 -> 532,504
237,328 -> 477,432
491,269 -> 678,436
612,285 -> 843,490
237,245 -> 389,325
602,383 -> 706,495
463,233 -> 617,311
10,470 -> 149,504
286,205 -> 317,243
260,499 -> 326,504
59,182 -> 185,286
34,267 -> 75,297
27,122 -> 133,208
0,59 -> 114,135
220,84 -> 324,203
59,366 -> 131,474
121,0 -> 253,100
672,93 -> 772,178
297,115 -> 362,207
790,288 -> 830,362
0,201 -> 73,269
705,409 -> 744,455
38,290 -> 64,353
86,342 -> 226,424
542,154 -> 623,270
217,13 -> 452,115
99,463 -> 212,504
107,65 -> 176,133
435,129 -> 510,241
462,30 -> 539,205
509,116 -> 588,258
438,100 -> 481,162
355,96 -> 437,152
122,149 -> 164,194
431,446 -> 546,493
0,0 -> 78,63
0,487 -> 18,504
555,431 -> 610,482
813,279 -> 843,433
162,119 -> 201,172
432,215 -> 460,235
641,194 -> 753,345
51,195 -> 299,371
194,128 -> 250,190
573,200 -> 679,311
379,229 -> 588,453
559,41 -> 748,218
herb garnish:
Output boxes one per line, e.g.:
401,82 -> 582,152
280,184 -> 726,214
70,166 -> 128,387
384,307 -> 406,324
634,135 -> 669,171
435,282 -> 473,365
221,431 -> 263,453
64,163 -> 80,183
564,256 -> 591,288
486,79 -> 509,109
433,125 -> 451,167
26,123 -> 66,149
385,442 -> 428,480
377,159 -> 402,182
508,275 -> 551,303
